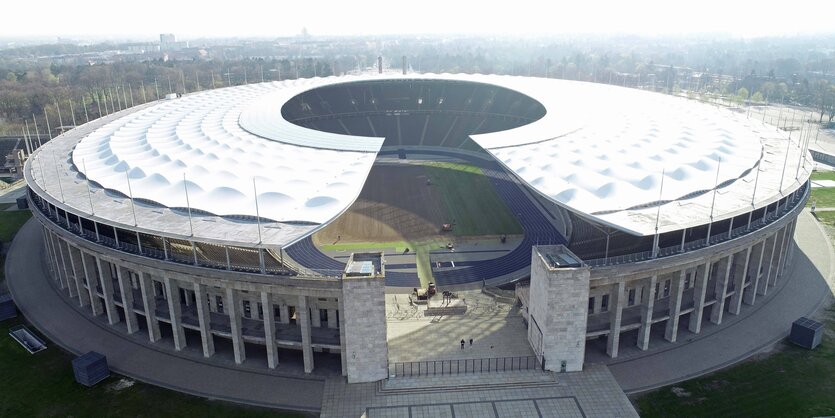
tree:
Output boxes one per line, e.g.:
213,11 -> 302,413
751,92 -> 764,103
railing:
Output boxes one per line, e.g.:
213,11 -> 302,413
28,193 -> 317,279
585,181 -> 808,267
389,355 -> 541,377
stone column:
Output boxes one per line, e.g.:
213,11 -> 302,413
298,295 -> 314,373
338,298 -> 348,377
664,270 -> 686,343
311,304 -> 322,328
96,257 -> 120,325
47,234 -> 66,289
606,281 -> 626,358
772,225 -> 789,286
138,272 -> 161,342
327,308 -> 338,329
758,234 -> 777,296
279,303 -> 290,324
163,276 -> 186,351
710,254 -> 733,325
116,266 -> 139,334
50,235 -> 68,290
81,251 -> 104,316
728,247 -> 752,315
67,246 -> 91,307
688,261 -> 710,333
193,283 -> 215,358
261,291 -> 279,369
41,228 -> 58,281
637,275 -> 657,350
744,241 -> 766,305
57,240 -> 77,298
226,288 -> 246,364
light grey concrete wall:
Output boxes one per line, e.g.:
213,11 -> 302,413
529,246 -> 590,372
341,275 -> 388,383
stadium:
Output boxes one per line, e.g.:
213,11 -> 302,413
23,72 -> 811,383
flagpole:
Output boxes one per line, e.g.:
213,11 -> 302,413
706,157 -> 721,245
125,166 -> 137,226
83,158 -> 94,215
253,178 -> 263,244
652,168 -> 665,258
184,173 -> 194,236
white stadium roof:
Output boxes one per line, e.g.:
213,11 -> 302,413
27,73 -> 811,248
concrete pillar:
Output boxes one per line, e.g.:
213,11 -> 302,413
637,275 -> 657,350
664,270 -> 686,343
311,305 -> 322,328
163,276 -> 186,351
593,292 -> 603,313
96,257 -> 120,325
116,266 -> 139,334
81,251 -> 104,316
57,240 -> 77,297
772,225 -> 789,286
339,298 -> 348,377
138,272 -> 161,342
744,241 -> 766,305
758,235 -> 776,296
688,261 -> 710,333
729,247 -> 752,315
327,308 -> 338,329
226,288 -> 246,364
67,246 -> 90,307
710,254 -> 733,325
606,281 -> 626,358
298,295 -> 314,373
279,303 -> 290,324
193,283 -> 215,358
261,291 -> 279,369
49,234 -> 67,290
41,228 -> 59,281
782,219 -> 797,273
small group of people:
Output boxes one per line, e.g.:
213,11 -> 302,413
460,338 -> 473,349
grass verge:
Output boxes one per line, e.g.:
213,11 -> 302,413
808,187 -> 835,208
0,319 -> 301,417
635,305 -> 835,417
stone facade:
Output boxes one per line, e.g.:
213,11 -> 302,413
528,246 -> 590,372
341,253 -> 389,383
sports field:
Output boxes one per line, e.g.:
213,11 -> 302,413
313,161 -> 521,245
313,161 -> 522,285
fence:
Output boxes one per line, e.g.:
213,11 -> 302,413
389,355 -> 541,377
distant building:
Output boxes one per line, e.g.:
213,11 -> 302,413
160,33 -> 188,51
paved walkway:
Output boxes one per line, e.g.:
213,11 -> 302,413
606,210 -> 834,393
5,220 -> 326,414
320,365 -> 638,418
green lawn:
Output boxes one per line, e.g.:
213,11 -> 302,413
808,187 -> 835,208
0,210 -> 31,282
815,211 -> 835,228
0,211 -> 301,417
0,319 -> 300,418
0,210 -> 31,242
811,171 -> 835,182
424,162 -> 522,236
635,308 -> 835,417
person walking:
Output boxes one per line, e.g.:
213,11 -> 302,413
469,338 -> 473,346
460,339 -> 465,349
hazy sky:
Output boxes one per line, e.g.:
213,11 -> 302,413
4,0 -> 834,39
